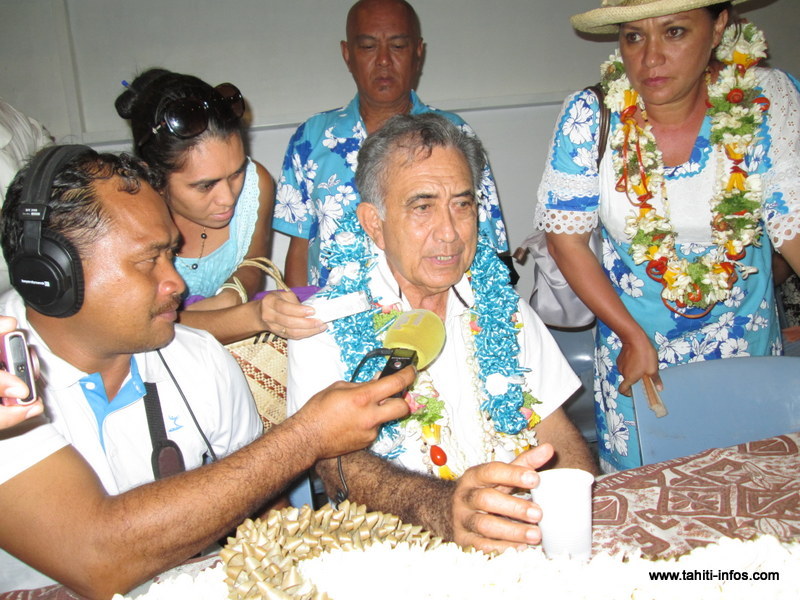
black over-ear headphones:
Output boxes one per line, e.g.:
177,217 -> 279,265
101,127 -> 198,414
9,145 -> 91,318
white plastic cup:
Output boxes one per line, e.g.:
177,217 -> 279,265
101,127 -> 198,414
530,468 -> 594,560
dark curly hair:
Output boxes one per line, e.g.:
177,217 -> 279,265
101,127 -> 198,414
115,68 -> 243,190
2,148 -> 152,265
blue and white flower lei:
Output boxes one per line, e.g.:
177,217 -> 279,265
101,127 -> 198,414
317,212 -> 530,460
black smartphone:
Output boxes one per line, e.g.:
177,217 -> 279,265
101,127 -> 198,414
379,348 -> 417,398
0,330 -> 38,406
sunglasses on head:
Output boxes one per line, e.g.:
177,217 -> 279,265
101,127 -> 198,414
137,82 -> 244,148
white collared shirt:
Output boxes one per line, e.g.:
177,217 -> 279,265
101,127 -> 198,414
0,290 -> 262,591
288,251 -> 579,473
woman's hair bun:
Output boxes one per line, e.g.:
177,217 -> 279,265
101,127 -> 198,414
114,87 -> 136,119
114,68 -> 173,120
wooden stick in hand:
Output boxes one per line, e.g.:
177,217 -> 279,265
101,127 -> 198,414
643,375 -> 667,418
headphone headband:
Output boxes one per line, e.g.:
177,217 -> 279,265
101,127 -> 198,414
19,145 -> 90,216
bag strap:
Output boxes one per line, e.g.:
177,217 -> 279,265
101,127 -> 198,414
585,84 -> 610,167
143,381 -> 186,480
219,257 -> 291,303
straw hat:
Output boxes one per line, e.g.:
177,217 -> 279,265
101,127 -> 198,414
571,0 -> 750,34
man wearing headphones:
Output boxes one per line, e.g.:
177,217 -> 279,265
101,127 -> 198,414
0,146 -> 414,598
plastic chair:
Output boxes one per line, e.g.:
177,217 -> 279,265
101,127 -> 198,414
547,325 -> 597,443
631,356 -> 800,466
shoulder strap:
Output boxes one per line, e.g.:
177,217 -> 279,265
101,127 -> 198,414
585,84 -> 610,167
143,381 -> 186,479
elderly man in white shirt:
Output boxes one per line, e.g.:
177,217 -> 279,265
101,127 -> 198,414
288,113 -> 597,554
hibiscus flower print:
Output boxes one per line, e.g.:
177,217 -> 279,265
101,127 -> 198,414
333,184 -> 357,207
481,171 -> 498,200
601,378 -> 618,410
322,126 -> 346,150
477,201 -> 488,224
301,158 -> 318,181
745,142 -> 766,172
724,286 -> 745,308
655,331 -> 691,364
352,121 -> 367,142
562,99 -> 594,145
602,237 -> 619,271
620,273 -> 644,297
494,220 -> 508,247
317,195 -> 344,241
595,344 -> 614,380
746,313 -> 768,332
346,150 -> 359,172
603,410 -> 629,456
274,183 -> 307,224
688,336 -> 719,362
309,264 -> 320,286
608,331 -> 622,351
701,311 -> 736,341
720,337 -> 749,358
574,147 -> 595,170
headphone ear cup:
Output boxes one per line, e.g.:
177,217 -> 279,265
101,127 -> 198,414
10,229 -> 84,318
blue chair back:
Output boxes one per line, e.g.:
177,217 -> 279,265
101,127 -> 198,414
287,472 -> 315,508
631,356 -> 800,466
547,326 -> 596,443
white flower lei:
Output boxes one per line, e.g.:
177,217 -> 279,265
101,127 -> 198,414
602,23 -> 769,317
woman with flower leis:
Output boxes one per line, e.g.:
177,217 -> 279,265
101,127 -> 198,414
537,0 -> 800,472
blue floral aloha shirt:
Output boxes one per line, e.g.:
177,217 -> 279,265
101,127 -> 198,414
273,91 -> 508,286
536,68 -> 800,472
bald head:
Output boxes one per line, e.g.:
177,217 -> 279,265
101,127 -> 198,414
346,0 -> 421,41
341,0 -> 424,118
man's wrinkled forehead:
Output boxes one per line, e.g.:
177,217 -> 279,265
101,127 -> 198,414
386,139 -> 464,173
381,143 -> 473,199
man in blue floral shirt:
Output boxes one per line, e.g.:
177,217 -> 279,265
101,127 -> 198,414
273,0 -> 508,287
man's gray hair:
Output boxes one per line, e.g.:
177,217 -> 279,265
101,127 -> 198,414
355,113 -> 487,216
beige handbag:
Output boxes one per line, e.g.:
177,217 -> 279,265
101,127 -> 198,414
221,258 -> 289,431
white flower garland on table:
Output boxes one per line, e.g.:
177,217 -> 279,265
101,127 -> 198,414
602,23 -> 769,317
317,215 -> 541,479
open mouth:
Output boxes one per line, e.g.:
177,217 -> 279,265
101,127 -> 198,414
430,254 -> 459,265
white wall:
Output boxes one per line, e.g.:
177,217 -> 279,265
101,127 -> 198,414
0,0 -> 794,298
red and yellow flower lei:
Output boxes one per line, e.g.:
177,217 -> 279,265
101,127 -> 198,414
602,23 -> 769,316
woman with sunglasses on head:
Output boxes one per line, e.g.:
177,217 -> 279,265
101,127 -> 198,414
536,1 -> 800,472
116,69 -> 325,343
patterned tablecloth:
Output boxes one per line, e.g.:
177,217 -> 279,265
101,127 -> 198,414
592,432 -> 800,558
5,432 -> 798,599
